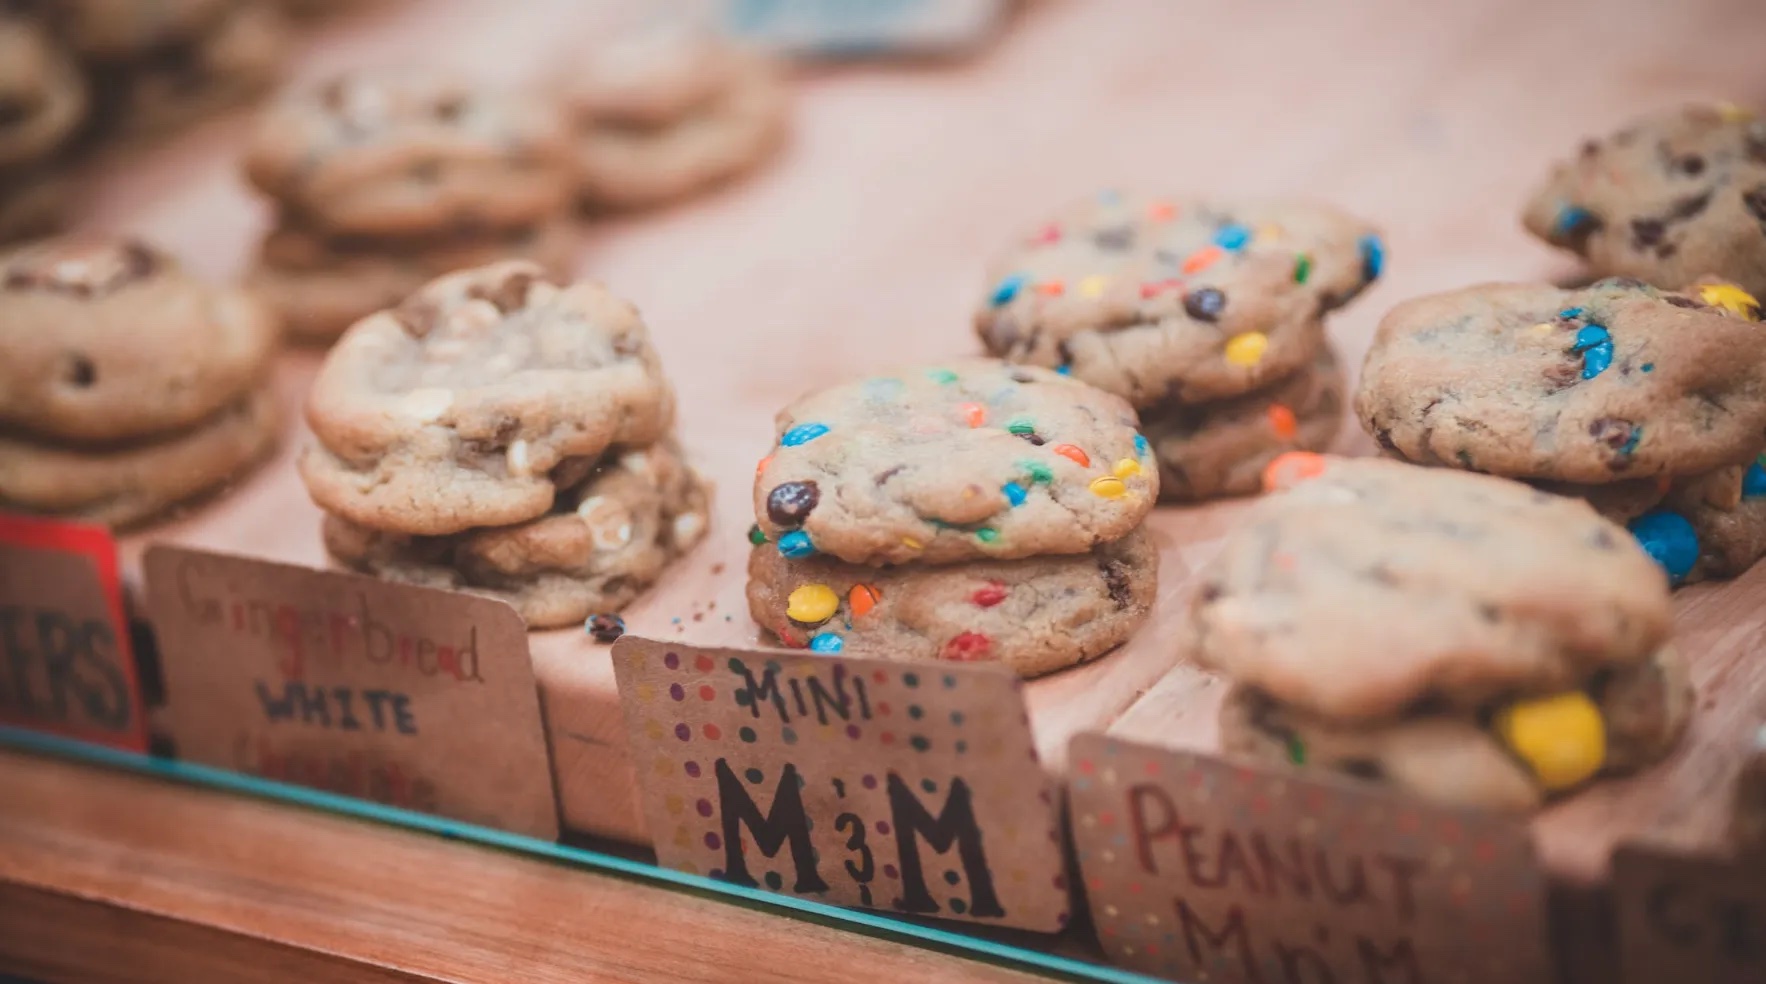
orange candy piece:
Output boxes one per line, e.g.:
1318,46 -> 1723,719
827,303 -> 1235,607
1261,451 -> 1328,492
1182,246 -> 1224,275
1147,201 -> 1178,221
1267,404 -> 1298,440
1052,444 -> 1091,467
849,584 -> 882,618
756,454 -> 774,475
959,402 -> 987,427
1036,280 -> 1066,297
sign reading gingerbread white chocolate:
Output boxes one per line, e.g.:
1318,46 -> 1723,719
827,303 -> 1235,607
613,637 -> 1069,931
1068,735 -> 1553,984
144,545 -> 559,839
0,514 -> 146,750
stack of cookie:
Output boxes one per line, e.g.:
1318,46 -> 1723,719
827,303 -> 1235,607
1357,277 -> 1766,584
304,261 -> 711,630
1523,102 -> 1766,298
0,237 -> 280,527
973,193 -> 1383,500
244,71 -> 578,344
558,27 -> 789,211
1192,456 -> 1690,813
0,9 -> 87,243
745,359 -> 1158,678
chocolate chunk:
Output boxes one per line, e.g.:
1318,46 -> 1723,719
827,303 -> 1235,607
585,613 -> 625,643
64,353 -> 95,388
1183,287 -> 1226,322
1092,226 -> 1135,251
1631,218 -> 1665,248
435,94 -> 467,122
1098,558 -> 1133,608
1341,759 -> 1386,780
1015,431 -> 1045,446
1589,417 -> 1639,459
1580,140 -> 1601,158
766,481 -> 820,524
392,298 -> 440,336
872,466 -> 903,487
468,269 -> 537,313
1669,191 -> 1712,220
1374,426 -> 1398,453
1665,295 -> 1701,309
1678,155 -> 1706,176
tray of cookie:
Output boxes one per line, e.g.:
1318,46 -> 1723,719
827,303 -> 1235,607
4,0 -> 1766,980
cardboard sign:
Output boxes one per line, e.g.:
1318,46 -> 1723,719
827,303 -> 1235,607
1068,735 -> 1553,984
0,513 -> 146,750
143,545 -> 559,840
613,637 -> 1069,931
719,0 -> 1008,57
1613,844 -> 1766,984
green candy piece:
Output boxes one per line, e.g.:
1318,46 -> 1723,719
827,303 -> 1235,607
747,524 -> 767,546
975,528 -> 999,543
1293,254 -> 1312,284
1285,734 -> 1306,765
1008,419 -> 1036,435
926,368 -> 959,384
1022,462 -> 1054,484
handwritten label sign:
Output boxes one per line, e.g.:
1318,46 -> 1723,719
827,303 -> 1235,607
143,545 -> 559,840
613,637 -> 1069,931
0,513 -> 146,750
1068,735 -> 1552,984
1613,844 -> 1765,984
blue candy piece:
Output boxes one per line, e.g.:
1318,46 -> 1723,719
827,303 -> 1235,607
991,273 -> 1028,307
781,422 -> 829,447
1571,325 -> 1609,351
777,530 -> 816,558
1055,364 -> 1072,376
1359,234 -> 1384,281
809,633 -> 844,653
1213,224 -> 1252,251
1554,204 -> 1596,239
1571,325 -> 1614,379
1001,481 -> 1028,507
1134,433 -> 1149,458
1628,510 -> 1699,584
1745,460 -> 1766,498
1559,307 -> 1584,320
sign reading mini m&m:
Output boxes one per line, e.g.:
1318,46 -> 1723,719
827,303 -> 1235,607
613,637 -> 1069,931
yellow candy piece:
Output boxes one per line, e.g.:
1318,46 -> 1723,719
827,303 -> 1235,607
901,536 -> 923,550
786,583 -> 840,624
1715,101 -> 1755,123
1112,457 -> 1141,479
1089,476 -> 1128,499
1224,332 -> 1269,367
1494,692 -> 1606,792
1079,275 -> 1109,298
1529,321 -> 1556,336
1255,223 -> 1285,244
1698,282 -> 1762,321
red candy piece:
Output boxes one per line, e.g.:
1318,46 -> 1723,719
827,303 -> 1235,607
970,581 -> 1008,608
959,402 -> 987,428
1139,278 -> 1182,299
941,631 -> 995,662
1030,223 -> 1062,245
1052,443 -> 1090,467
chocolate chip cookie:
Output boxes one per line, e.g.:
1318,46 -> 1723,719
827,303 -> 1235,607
1219,644 -> 1692,812
301,261 -> 675,536
95,0 -> 289,140
1188,457 -> 1673,720
0,386 -> 280,527
324,440 -> 711,629
561,29 -> 789,210
245,70 -> 574,237
748,525 -> 1155,678
1523,103 -> 1766,296
1144,345 -> 1343,502
54,0 -> 232,60
0,12 -> 87,168
248,216 -> 576,343
1356,278 -> 1766,483
0,165 -> 69,244
0,237 -> 279,443
752,359 -> 1155,567
975,193 -> 1382,407
1547,462 -> 1766,585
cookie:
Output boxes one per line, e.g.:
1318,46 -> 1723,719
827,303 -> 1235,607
93,0 -> 289,141
1356,278 -> 1766,484
1144,345 -> 1343,502
245,71 -> 575,237
247,216 -> 577,343
1219,644 -> 1693,812
747,525 -> 1156,678
0,13 -> 87,168
1188,457 -> 1673,720
752,359 -> 1155,567
0,236 -> 279,443
1547,463 -> 1766,585
974,193 -> 1382,407
324,441 -> 711,629
561,29 -> 789,210
0,165 -> 69,244
1523,103 -> 1766,297
300,261 -> 675,536
0,386 -> 279,527
54,0 -> 232,60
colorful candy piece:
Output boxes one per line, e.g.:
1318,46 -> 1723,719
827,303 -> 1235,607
748,524 -> 768,546
1571,325 -> 1614,380
766,480 -> 820,526
777,530 -> 817,558
1007,418 -> 1036,435
1261,450 -> 1328,492
1213,224 -> 1252,251
959,401 -> 987,427
1036,280 -> 1065,297
1267,404 -> 1298,439
848,584 -> 881,618
1359,234 -> 1384,281
1285,734 -> 1306,766
1112,458 -> 1140,479
1134,433 -> 1149,458
781,422 -> 829,447
1184,287 -> 1226,322
1293,254 -> 1311,284
1627,510 -> 1699,584
1001,481 -> 1028,506
974,528 -> 999,543
1494,692 -> 1607,791
1182,246 -> 1224,275
787,583 -> 840,624
755,454 -> 773,475
1055,364 -> 1072,376
1022,461 -> 1054,484
1030,224 -> 1062,246
1089,476 -> 1128,498
1079,275 -> 1109,298
809,633 -> 844,653
1697,282 -> 1763,320
926,368 -> 959,384
971,581 -> 1008,607
990,273 -> 1028,306
1052,444 -> 1090,467
1147,200 -> 1177,221
940,631 -> 994,661
1745,458 -> 1766,498
1224,332 -> 1269,367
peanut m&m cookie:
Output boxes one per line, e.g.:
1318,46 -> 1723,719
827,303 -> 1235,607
974,193 -> 1382,407
751,359 -> 1156,567
1523,103 -> 1766,297
1356,277 -> 1766,484
747,527 -> 1155,678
